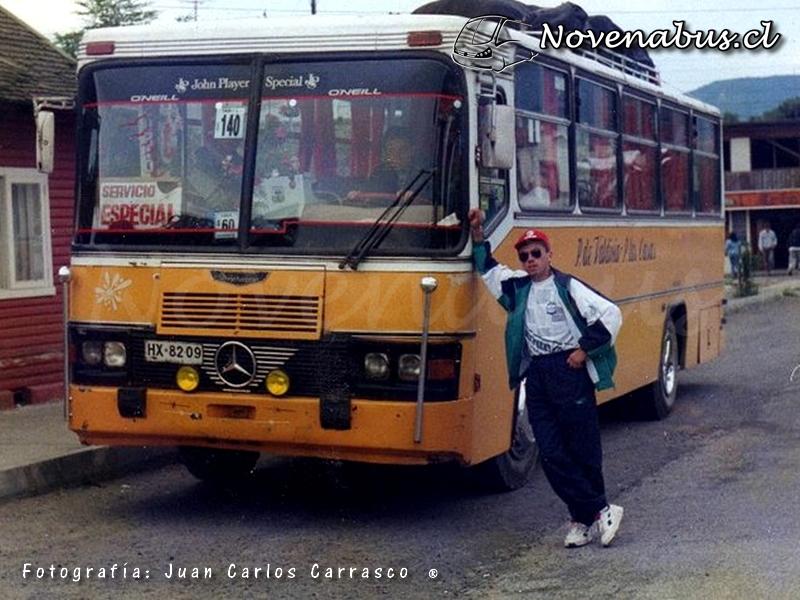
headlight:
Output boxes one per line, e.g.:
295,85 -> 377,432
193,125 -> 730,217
103,341 -> 127,368
81,341 -> 103,366
398,354 -> 421,381
364,352 -> 390,380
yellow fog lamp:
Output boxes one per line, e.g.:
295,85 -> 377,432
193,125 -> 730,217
266,369 -> 290,396
176,366 -> 200,392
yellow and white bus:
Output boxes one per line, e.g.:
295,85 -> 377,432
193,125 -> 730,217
60,10 -> 723,490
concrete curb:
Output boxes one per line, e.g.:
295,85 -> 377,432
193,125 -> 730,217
0,445 -> 175,504
725,279 -> 800,313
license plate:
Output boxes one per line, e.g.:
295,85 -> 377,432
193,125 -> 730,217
144,340 -> 203,364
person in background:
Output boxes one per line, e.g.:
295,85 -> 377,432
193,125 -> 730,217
725,232 -> 742,279
468,207 -> 624,549
787,223 -> 800,276
758,221 -> 778,276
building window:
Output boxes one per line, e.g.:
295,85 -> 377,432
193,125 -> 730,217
0,169 -> 54,299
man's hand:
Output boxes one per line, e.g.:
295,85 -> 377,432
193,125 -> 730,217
567,348 -> 587,369
468,208 -> 484,242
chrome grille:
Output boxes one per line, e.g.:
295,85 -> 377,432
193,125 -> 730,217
201,343 -> 299,391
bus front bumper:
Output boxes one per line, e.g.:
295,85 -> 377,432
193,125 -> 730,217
68,385 -> 473,466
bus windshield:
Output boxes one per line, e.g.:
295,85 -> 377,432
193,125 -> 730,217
74,57 -> 466,255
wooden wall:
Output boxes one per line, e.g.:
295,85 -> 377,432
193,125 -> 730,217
0,102 -> 75,408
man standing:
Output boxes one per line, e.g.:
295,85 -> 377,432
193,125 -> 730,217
758,221 -> 778,276
787,223 -> 800,276
468,208 -> 624,548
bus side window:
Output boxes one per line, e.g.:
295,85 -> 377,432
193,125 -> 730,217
479,170 -> 508,228
576,79 -> 619,211
622,95 -> 658,212
623,143 -> 657,211
516,117 -> 562,209
661,107 -> 691,213
514,63 -> 571,212
694,116 -> 721,215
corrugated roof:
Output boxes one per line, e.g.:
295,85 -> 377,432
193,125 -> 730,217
0,4 -> 76,103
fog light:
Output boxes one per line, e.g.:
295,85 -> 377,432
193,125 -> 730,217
266,369 -> 290,396
398,354 -> 421,381
176,366 -> 200,392
104,341 -> 127,367
364,352 -> 390,380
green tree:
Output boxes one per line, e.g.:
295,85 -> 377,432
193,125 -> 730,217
54,0 -> 157,58
722,111 -> 740,124
761,97 -> 800,121
53,31 -> 84,59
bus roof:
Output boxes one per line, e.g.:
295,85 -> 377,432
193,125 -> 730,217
78,14 -> 466,64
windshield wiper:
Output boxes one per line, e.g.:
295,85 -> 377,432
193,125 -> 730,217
338,169 -> 434,271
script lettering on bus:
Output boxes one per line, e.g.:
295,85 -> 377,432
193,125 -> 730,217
264,73 -> 320,91
188,78 -> 251,92
575,236 -> 657,267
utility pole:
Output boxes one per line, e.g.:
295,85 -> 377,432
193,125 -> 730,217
180,0 -> 205,21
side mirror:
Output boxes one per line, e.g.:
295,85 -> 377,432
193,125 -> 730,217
36,110 -> 55,174
478,103 -> 515,170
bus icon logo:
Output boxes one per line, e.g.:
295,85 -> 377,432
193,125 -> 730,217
452,15 -> 538,72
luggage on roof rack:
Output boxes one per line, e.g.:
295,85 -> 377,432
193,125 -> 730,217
414,0 -> 656,79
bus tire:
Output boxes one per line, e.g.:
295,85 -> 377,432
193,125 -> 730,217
640,318 -> 679,420
178,446 -> 260,485
474,388 -> 538,492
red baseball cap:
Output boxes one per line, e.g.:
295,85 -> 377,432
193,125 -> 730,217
514,229 -> 550,251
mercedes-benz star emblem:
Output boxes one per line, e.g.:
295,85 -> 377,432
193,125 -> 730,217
214,341 -> 257,388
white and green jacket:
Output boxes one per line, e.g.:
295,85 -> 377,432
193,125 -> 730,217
473,241 -> 622,391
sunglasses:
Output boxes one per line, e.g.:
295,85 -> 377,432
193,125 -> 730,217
518,248 -> 545,262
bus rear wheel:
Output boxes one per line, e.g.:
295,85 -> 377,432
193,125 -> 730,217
178,446 -> 260,485
475,389 -> 539,492
639,318 -> 679,420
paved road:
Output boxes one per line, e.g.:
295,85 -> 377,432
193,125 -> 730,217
2,295 -> 799,599
474,295 -> 800,599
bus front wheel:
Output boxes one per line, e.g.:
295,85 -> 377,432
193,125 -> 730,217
475,388 -> 539,492
178,446 -> 260,485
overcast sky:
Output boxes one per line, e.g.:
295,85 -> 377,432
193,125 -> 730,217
1,0 -> 797,94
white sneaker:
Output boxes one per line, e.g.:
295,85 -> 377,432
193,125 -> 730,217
564,520 -> 596,548
597,504 -> 624,547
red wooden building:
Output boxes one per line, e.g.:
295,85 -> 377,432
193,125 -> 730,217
0,6 -> 76,408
